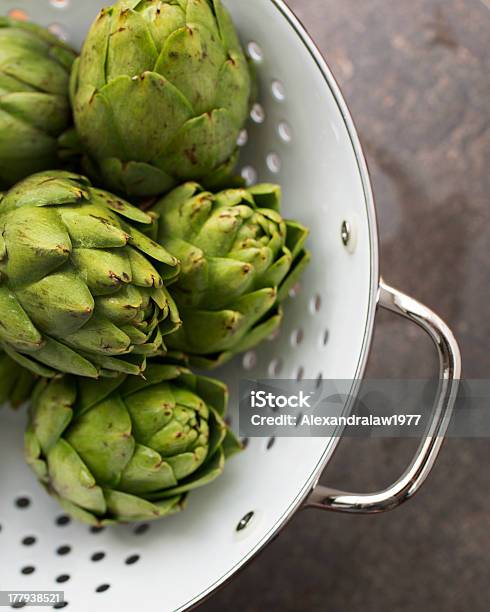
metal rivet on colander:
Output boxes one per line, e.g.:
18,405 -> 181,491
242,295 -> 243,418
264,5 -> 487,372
236,511 -> 254,532
341,220 -> 351,246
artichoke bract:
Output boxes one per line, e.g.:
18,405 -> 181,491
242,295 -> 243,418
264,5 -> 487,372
71,0 -> 252,198
152,182 -> 311,367
0,17 -> 76,189
25,363 -> 241,525
0,171 -> 180,379
0,350 -> 36,408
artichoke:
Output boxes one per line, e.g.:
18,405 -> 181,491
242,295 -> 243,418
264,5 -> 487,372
25,362 -> 241,525
71,0 -> 252,198
0,17 -> 77,189
0,171 -> 180,379
152,182 -> 311,367
0,350 -> 36,408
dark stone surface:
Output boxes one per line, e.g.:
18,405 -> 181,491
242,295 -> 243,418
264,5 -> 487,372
200,1 -> 490,611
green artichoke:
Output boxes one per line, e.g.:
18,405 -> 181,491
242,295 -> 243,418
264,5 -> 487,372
0,171 -> 180,379
152,182 -> 311,367
0,17 -> 77,189
25,362 -> 241,525
71,0 -> 252,198
0,350 -> 36,408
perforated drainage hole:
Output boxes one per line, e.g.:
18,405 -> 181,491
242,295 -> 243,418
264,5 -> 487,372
11,603 -> 26,609
236,511 -> 254,532
56,545 -> 71,556
316,373 -> 324,389
271,80 -> 286,101
296,366 -> 305,382
21,566 -> 35,575
296,413 -> 303,427
291,328 -> 304,347
241,166 -> 257,186
56,574 -> 70,584
15,496 -> 31,509
242,350 -> 257,370
289,282 -> 301,298
268,358 -> 283,377
22,536 -> 36,546
8,9 -> 28,21
266,152 -> 281,173
90,526 -> 105,534
241,438 -> 250,449
134,523 -> 150,535
53,603 -> 68,609
48,23 -> 68,42
55,515 -> 70,527
268,327 -> 280,341
247,42 -> 263,62
250,103 -> 265,123
310,294 -> 322,314
266,437 -> 276,450
125,554 -> 140,565
341,220 -> 351,247
323,329 -> 330,346
95,584 -> 110,593
278,121 -> 292,143
91,552 -> 105,562
237,129 -> 248,147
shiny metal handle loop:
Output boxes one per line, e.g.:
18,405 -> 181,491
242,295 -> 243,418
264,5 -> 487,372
305,280 -> 462,514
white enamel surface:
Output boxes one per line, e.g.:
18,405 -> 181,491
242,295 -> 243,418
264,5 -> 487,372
0,1 -> 378,610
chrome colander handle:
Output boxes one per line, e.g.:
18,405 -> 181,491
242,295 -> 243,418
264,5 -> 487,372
305,280 -> 462,514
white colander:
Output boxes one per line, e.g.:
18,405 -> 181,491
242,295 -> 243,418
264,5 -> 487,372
0,1 -> 462,611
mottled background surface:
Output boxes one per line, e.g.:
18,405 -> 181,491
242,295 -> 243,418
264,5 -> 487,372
200,1 -> 490,610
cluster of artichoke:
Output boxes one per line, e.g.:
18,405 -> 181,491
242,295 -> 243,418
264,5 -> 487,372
0,0 -> 310,526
